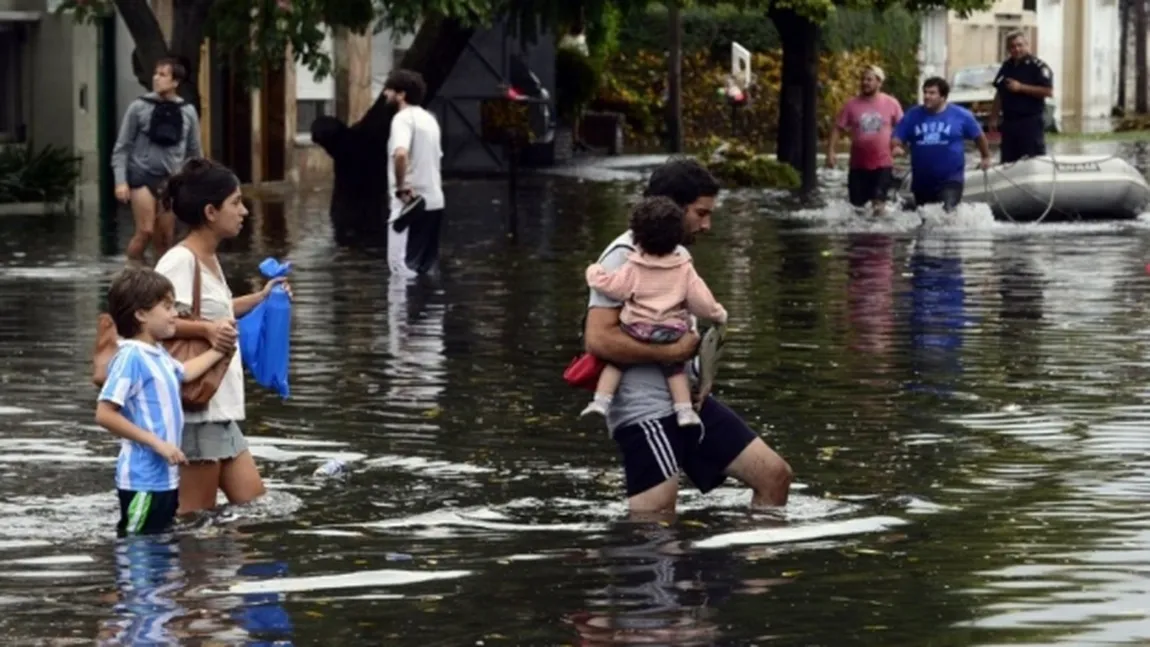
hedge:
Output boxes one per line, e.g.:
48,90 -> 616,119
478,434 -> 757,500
615,4 -> 921,106
593,49 -> 887,151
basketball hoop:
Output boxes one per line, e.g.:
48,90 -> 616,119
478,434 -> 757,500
731,42 -> 751,90
723,42 -> 752,136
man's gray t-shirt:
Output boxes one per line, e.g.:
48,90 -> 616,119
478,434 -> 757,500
587,231 -> 697,431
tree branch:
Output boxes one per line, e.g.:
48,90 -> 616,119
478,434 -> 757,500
169,0 -> 215,111
113,0 -> 169,88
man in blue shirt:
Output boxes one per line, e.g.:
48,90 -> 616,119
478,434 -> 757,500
892,76 -> 992,212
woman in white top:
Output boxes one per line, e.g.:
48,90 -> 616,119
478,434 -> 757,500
154,158 -> 290,514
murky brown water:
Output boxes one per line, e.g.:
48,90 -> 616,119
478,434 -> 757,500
3,140 -> 1150,645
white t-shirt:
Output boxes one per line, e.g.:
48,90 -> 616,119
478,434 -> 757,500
154,245 -> 246,423
387,105 -> 445,213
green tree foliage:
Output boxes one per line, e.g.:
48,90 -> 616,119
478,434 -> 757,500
617,4 -> 922,104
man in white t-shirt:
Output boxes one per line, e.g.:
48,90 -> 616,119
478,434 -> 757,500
384,69 -> 445,277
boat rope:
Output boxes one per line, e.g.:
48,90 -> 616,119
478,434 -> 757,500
982,158 -> 1058,224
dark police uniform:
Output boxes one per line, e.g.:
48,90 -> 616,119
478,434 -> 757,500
993,55 -> 1053,163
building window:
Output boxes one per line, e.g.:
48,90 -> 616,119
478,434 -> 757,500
295,30 -> 335,142
1022,0 -> 1036,11
296,99 -> 334,135
0,23 -> 26,143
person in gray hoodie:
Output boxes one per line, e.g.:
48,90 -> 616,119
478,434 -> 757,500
111,57 -> 203,264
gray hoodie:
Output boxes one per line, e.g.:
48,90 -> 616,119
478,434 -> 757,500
110,92 -> 203,185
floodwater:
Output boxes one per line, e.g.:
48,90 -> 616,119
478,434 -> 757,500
2,139 -> 1150,645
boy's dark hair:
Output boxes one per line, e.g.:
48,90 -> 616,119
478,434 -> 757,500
643,158 -> 720,209
630,196 -> 685,256
155,57 -> 188,84
384,69 -> 427,106
161,158 -> 241,228
107,268 -> 175,339
922,76 -> 950,98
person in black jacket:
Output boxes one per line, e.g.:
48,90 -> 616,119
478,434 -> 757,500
988,31 -> 1054,163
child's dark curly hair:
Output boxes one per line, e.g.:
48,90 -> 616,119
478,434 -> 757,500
629,196 -> 684,256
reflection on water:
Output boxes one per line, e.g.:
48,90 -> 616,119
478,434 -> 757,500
3,139 -> 1150,643
907,237 -> 966,397
97,533 -> 293,645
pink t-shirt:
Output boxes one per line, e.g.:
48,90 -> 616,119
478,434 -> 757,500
836,93 -> 904,170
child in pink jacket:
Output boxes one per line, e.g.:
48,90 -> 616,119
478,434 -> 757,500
583,196 -> 728,427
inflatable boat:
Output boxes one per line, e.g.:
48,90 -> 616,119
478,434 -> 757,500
962,155 -> 1150,222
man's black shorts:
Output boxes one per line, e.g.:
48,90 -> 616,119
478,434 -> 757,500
912,181 -> 964,212
847,167 -> 894,207
1000,114 -> 1046,164
612,397 -> 758,497
116,489 -> 178,536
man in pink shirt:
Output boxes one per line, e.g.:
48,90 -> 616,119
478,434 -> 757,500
827,66 -> 904,214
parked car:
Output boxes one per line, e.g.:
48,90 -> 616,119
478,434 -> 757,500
946,64 -> 1059,133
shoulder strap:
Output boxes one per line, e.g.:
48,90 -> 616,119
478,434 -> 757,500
191,254 -> 203,317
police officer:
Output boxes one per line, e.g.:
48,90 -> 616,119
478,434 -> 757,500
988,31 -> 1054,163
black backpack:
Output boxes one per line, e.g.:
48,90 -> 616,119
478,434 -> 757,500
141,97 -> 184,147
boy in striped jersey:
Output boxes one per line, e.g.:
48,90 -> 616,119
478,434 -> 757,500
95,268 -> 231,535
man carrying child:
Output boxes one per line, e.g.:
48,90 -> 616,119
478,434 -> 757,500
582,159 -> 793,514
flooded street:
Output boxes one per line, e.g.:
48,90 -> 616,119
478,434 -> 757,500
4,140 -> 1150,644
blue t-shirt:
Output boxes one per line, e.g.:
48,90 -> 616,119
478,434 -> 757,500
894,104 -> 982,191
97,340 -> 186,492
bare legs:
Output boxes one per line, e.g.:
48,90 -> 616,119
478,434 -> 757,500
125,188 -> 174,264
177,450 -> 267,516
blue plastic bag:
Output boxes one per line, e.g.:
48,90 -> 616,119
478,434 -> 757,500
238,258 -> 293,398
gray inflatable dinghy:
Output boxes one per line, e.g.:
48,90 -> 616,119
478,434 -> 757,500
898,155 -> 1150,222
965,155 -> 1149,221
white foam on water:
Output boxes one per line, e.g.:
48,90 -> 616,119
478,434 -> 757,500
500,553 -> 557,562
676,487 -> 861,521
0,406 -> 34,415
0,492 -> 117,543
0,555 -> 95,566
354,508 -> 605,535
216,568 -> 472,595
244,437 -> 351,448
287,529 -> 366,538
0,540 -> 50,551
0,453 -> 114,464
0,266 -> 114,281
248,445 -> 367,463
0,570 -> 100,579
691,515 -> 909,549
361,454 -> 496,476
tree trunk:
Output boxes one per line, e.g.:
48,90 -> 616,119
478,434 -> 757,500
311,17 -> 474,246
1118,0 -> 1129,110
666,1 -> 683,153
799,23 -> 819,195
770,8 -> 819,193
1137,0 -> 1148,114
774,27 -> 801,168
113,0 -> 211,113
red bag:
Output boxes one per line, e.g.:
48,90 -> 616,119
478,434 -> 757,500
563,353 -> 606,391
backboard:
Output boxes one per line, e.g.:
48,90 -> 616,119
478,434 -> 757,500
731,42 -> 751,89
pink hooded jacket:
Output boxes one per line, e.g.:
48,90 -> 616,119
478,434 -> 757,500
586,251 -> 728,327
